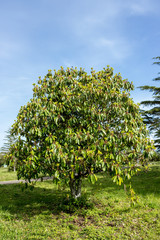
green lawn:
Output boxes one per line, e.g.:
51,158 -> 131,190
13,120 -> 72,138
0,167 -> 17,181
0,164 -> 160,239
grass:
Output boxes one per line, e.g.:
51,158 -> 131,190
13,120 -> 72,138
0,167 -> 17,181
0,164 -> 160,239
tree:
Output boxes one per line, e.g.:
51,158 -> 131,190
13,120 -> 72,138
1,128 -> 17,170
139,57 -> 160,151
0,152 -> 5,167
6,66 -> 154,199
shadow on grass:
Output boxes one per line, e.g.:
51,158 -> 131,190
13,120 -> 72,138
0,166 -> 159,219
0,180 -> 94,219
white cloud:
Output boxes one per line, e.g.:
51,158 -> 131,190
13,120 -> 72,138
90,37 -> 132,62
64,1 -> 134,63
70,0 -> 158,40
128,0 -> 157,15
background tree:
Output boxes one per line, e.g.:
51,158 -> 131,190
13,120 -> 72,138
1,128 -> 17,170
139,57 -> 160,151
6,66 -> 154,199
0,152 -> 5,167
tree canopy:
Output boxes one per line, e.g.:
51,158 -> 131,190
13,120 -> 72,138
6,66 -> 154,199
139,57 -> 160,151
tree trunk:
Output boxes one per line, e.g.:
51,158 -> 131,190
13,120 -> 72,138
14,163 -> 16,172
69,178 -> 82,199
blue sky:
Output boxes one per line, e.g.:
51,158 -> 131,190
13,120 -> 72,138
0,0 -> 160,148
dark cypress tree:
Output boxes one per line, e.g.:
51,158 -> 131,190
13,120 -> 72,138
139,57 -> 160,151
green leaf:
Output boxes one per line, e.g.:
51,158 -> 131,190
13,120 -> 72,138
71,171 -> 74,179
55,171 -> 59,179
90,174 -> 97,184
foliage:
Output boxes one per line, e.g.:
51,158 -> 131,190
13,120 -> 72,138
139,57 -> 160,151
1,128 -> 17,170
149,151 -> 160,162
1,128 -> 17,154
0,152 -> 5,167
6,66 -> 154,199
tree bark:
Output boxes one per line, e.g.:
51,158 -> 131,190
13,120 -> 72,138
69,178 -> 82,199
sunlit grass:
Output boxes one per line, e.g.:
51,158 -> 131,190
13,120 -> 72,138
0,167 -> 17,181
0,164 -> 160,239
